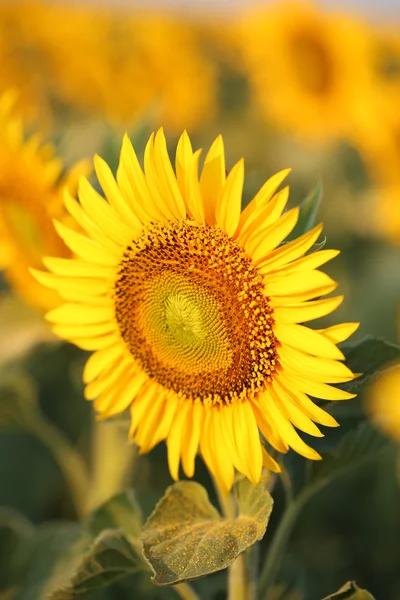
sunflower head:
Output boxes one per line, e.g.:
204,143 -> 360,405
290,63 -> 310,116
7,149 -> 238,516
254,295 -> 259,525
238,2 -> 373,141
33,129 -> 358,492
0,89 -> 89,310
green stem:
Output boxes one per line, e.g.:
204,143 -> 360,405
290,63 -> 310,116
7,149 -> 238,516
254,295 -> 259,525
173,582 -> 201,600
86,418 -> 136,513
257,480 -> 328,598
212,477 -> 256,600
228,554 -> 248,600
30,414 -> 90,518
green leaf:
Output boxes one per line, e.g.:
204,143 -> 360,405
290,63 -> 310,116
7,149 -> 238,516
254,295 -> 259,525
311,422 -> 389,485
341,336 -> 400,392
0,508 -> 34,588
8,522 -> 85,600
87,489 -> 142,539
0,371 -> 39,431
141,479 -> 273,585
49,530 -> 145,600
49,490 -> 146,598
322,580 -> 375,599
289,181 -> 323,240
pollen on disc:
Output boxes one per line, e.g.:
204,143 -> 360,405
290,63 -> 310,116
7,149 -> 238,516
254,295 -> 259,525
114,221 -> 279,405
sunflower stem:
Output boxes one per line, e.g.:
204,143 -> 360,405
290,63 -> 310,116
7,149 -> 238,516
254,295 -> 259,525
30,412 -> 89,518
213,479 -> 255,600
86,417 -> 136,513
173,582 -> 201,600
257,482 -> 325,598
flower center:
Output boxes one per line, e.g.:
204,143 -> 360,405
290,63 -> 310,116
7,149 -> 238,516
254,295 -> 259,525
290,32 -> 334,95
114,221 -> 279,405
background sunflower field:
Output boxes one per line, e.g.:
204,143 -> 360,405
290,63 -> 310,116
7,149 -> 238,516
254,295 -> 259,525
0,1 -> 399,599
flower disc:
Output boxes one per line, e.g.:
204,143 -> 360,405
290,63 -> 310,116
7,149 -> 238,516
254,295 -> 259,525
115,221 -> 278,404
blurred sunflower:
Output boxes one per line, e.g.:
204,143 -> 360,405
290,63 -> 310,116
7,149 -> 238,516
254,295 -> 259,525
33,130 -> 358,492
0,3 -> 50,124
34,4 -> 216,131
238,1 -> 373,142
352,88 -> 400,244
0,90 -> 88,310
366,365 -> 400,476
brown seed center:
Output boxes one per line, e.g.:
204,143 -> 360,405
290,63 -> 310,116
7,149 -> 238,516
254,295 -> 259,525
114,220 -> 279,404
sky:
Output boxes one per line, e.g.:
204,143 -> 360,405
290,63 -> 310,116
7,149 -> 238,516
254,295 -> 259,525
84,0 -> 399,18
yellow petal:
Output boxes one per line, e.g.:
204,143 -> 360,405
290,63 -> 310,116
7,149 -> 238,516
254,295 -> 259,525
175,130 -> 194,198
246,207 -> 300,260
267,270 -> 338,303
32,270 -> 111,297
117,133 -> 164,223
167,400 -> 191,481
175,133 -> 204,224
273,296 -> 343,323
233,401 -> 263,484
238,187 -> 289,244
181,402 -> 203,478
200,135 -> 226,226
206,408 -> 235,494
153,128 -> 186,219
53,220 -> 120,266
237,168 -> 291,235
53,321 -> 116,340
215,159 -> 244,238
261,446 -> 281,472
318,322 -> 360,344
145,392 -> 179,450
251,398 -> 289,453
46,303 -> 114,325
99,370 -> 148,418
278,344 -> 355,382
83,344 -> 127,383
42,257 -> 114,278
282,371 -> 356,401
128,387 -> 155,438
143,133 -> 177,220
271,380 -> 323,437
258,223 -> 323,271
260,390 -> 322,460
94,154 -> 143,234
69,333 -> 120,351
78,177 -> 133,245
135,387 -> 169,453
276,379 -> 339,428
84,359 -> 132,400
274,322 -> 345,360
264,249 -> 340,276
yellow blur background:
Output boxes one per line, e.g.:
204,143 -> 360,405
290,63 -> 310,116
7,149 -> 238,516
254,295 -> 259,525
0,2 -> 400,599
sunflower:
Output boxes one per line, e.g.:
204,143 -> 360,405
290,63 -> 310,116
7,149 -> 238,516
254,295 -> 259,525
238,2 -> 373,142
33,130 -> 358,492
350,84 -> 400,245
0,90 -> 88,310
367,364 -> 400,443
32,4 -> 216,131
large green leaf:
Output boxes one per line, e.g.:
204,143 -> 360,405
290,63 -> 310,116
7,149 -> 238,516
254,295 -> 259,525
142,479 -> 273,585
341,336 -> 400,391
0,508 -> 34,588
49,530 -> 145,600
48,490 -> 146,599
288,181 -> 323,240
7,522 -> 85,600
322,580 -> 375,599
0,370 -> 39,431
310,422 -> 389,486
